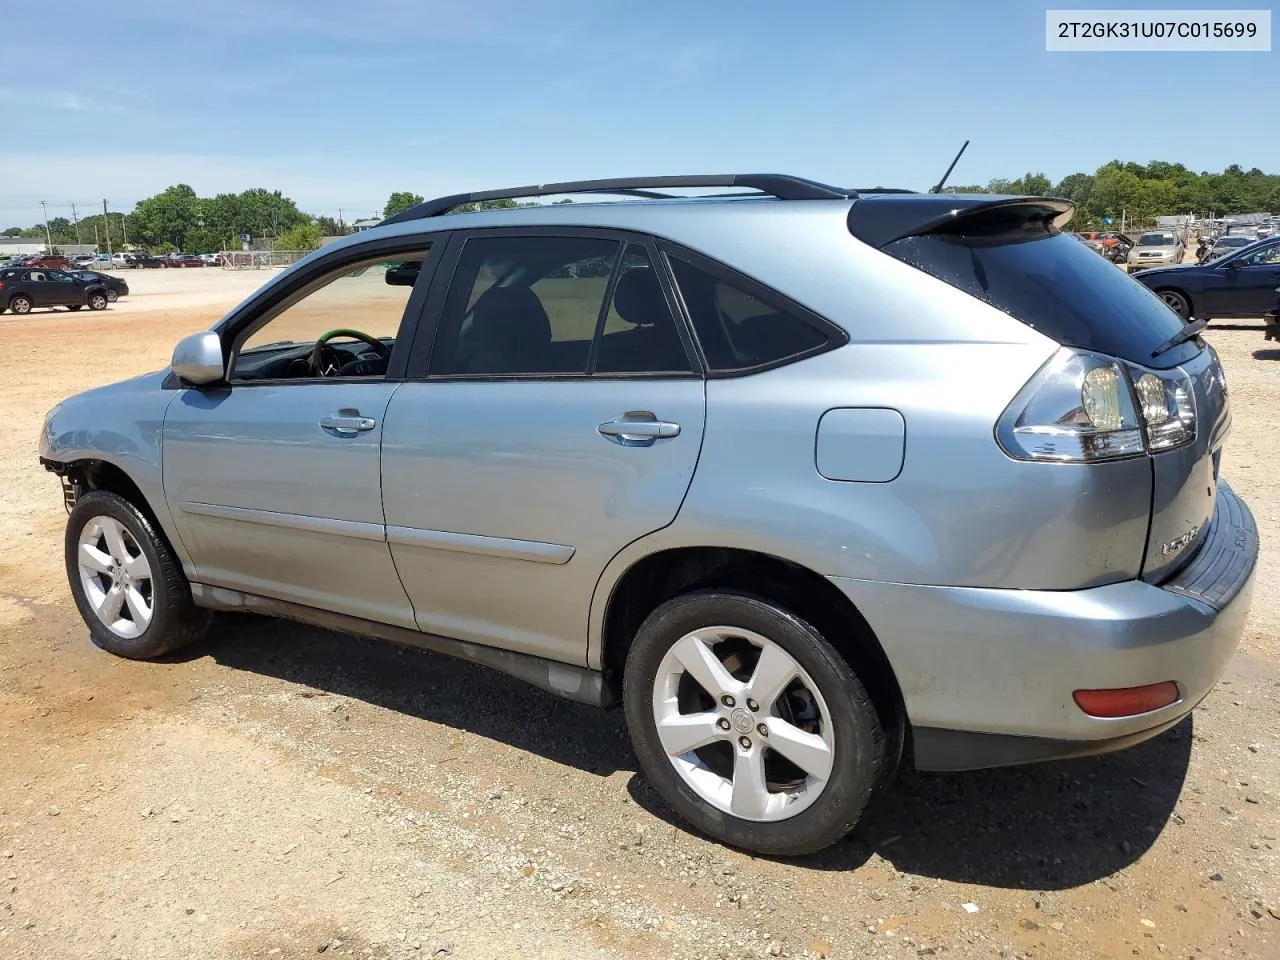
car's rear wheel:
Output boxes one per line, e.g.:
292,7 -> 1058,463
106,289 -> 119,302
87,292 -> 108,311
9,295 -> 32,315
65,490 -> 211,659
623,591 -> 888,856
1158,289 -> 1191,318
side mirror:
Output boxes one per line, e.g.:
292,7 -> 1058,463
171,331 -> 225,385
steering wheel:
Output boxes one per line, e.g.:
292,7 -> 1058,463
310,328 -> 390,377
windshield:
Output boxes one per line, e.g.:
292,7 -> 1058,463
884,229 -> 1200,369
1137,234 -> 1175,246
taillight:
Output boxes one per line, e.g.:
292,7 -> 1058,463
998,347 -> 1197,463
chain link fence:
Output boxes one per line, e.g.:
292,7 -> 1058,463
217,250 -> 308,270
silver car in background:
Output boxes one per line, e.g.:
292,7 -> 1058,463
1128,230 -> 1185,269
1209,235 -> 1255,261
39,175 -> 1258,855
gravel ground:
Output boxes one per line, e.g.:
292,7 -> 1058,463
0,274 -> 1276,959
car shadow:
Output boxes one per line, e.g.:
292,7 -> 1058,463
179,615 -> 1191,890
176,614 -> 632,777
1253,348 -> 1280,360
627,717 -> 1192,889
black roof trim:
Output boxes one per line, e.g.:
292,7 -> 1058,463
847,193 -> 1076,248
379,174 -> 860,225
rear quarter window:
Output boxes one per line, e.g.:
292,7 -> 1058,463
666,252 -> 839,373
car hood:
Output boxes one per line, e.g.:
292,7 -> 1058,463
1131,263 -> 1200,279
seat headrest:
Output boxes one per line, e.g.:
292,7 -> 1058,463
612,268 -> 667,327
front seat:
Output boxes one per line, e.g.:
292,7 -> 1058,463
461,286 -> 552,373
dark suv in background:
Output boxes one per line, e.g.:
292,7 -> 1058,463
0,268 -> 109,314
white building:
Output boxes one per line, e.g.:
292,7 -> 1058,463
0,238 -> 47,256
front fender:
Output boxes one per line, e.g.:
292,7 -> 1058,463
40,372 -> 191,570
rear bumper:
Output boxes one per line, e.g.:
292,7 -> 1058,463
830,481 -> 1257,771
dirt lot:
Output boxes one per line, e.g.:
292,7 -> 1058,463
0,270 -> 1277,960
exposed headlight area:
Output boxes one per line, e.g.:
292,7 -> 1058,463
998,347 -> 1197,463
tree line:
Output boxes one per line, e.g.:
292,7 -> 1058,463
6,162 -> 1275,253
949,160 -> 1280,228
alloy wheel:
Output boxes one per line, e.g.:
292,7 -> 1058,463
650,626 -> 835,822
77,516 -> 153,639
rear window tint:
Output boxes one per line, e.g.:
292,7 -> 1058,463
883,230 -> 1200,369
668,255 -> 830,372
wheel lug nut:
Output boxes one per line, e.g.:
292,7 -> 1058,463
738,736 -> 752,749
757,723 -> 768,737
720,695 -> 735,708
746,698 -> 759,712
717,718 -> 731,731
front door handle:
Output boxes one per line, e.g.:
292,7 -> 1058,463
597,412 -> 681,447
320,409 -> 377,436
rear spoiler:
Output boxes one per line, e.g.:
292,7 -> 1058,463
847,194 -> 1075,248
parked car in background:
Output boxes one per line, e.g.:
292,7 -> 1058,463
131,253 -> 167,268
70,255 -> 97,267
198,253 -> 223,266
110,253 -> 136,269
167,253 -> 205,268
20,255 -> 72,269
1074,233 -> 1104,254
0,267 -> 109,313
1208,235 -> 1255,261
1132,236 -> 1280,318
37,173 -> 1257,856
1127,231 -> 1184,270
70,270 -> 129,302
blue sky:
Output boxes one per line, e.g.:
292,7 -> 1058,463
1,0 -> 1274,228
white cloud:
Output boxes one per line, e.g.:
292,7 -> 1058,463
0,152 -> 491,227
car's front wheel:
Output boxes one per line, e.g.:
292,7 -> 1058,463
623,591 -> 889,856
65,490 -> 211,659
1158,289 -> 1191,318
8,295 -> 32,315
106,289 -> 119,302
87,292 -> 108,311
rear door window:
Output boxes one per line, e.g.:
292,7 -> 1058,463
883,229 -> 1200,369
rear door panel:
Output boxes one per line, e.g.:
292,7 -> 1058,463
382,379 -> 705,664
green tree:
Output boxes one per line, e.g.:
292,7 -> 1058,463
2,226 -> 23,237
316,215 -> 350,236
277,221 -> 323,252
130,184 -> 201,249
383,191 -> 424,219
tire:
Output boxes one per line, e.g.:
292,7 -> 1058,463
623,591 -> 888,856
1157,289 -> 1191,318
65,490 -> 211,659
87,292 -> 108,311
68,305 -> 82,312
9,295 -> 32,315
106,289 -> 119,302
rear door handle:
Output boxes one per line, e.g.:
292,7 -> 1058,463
320,409 -> 377,436
597,412 -> 681,447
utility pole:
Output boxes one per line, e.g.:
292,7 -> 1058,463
71,201 -> 82,246
102,199 -> 113,260
338,208 -> 344,232
121,214 -> 129,249
40,200 -> 53,253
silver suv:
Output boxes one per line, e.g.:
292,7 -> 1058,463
40,175 -> 1258,856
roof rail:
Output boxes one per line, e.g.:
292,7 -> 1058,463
379,174 -> 856,225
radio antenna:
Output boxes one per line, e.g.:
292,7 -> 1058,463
929,140 -> 970,194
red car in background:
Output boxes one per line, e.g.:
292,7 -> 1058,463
20,255 -> 72,269
166,253 -> 206,268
